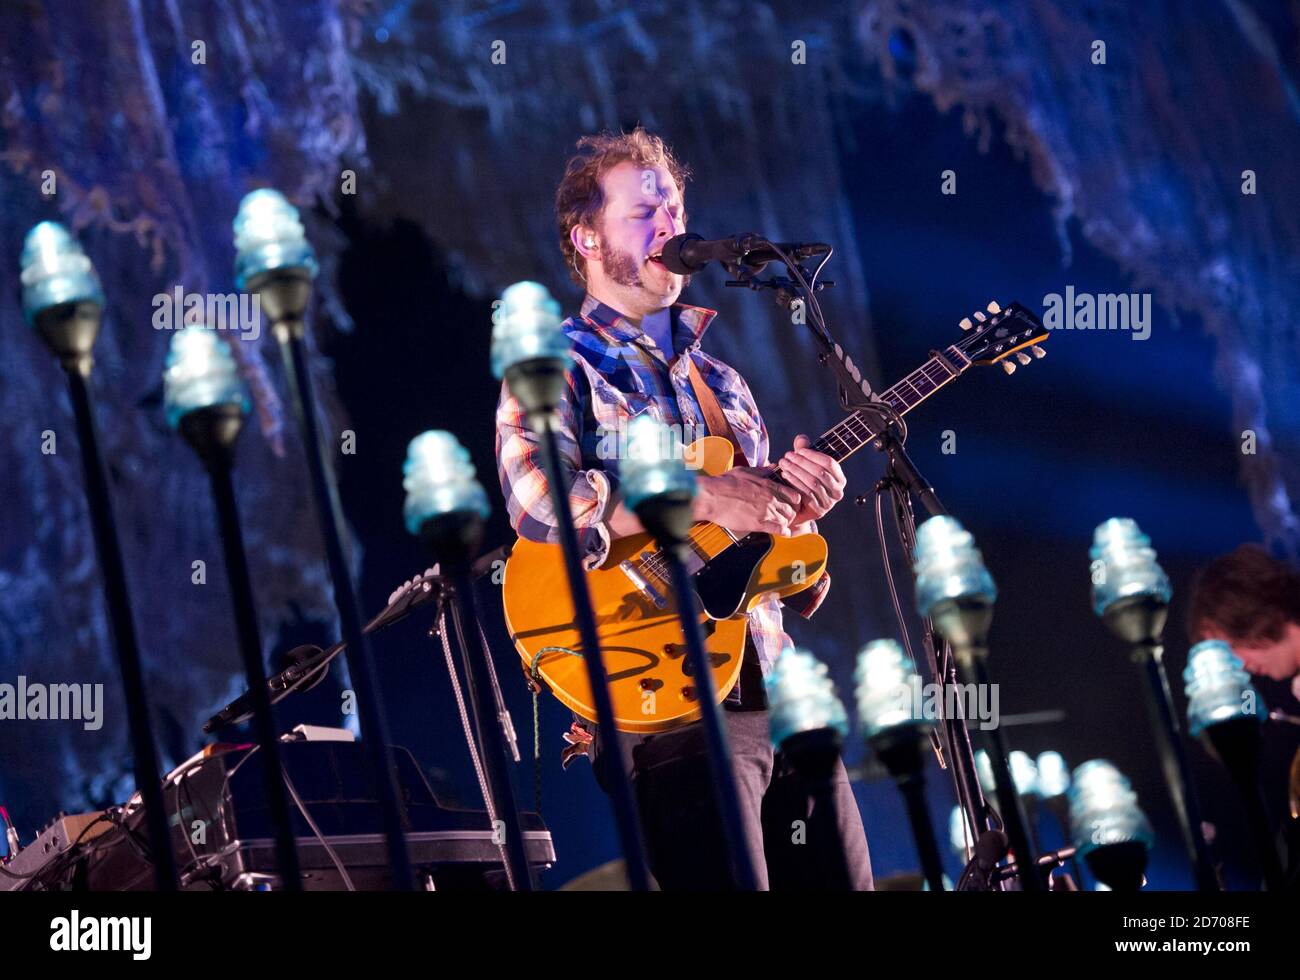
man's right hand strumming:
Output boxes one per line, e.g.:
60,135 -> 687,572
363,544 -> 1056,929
694,466 -> 801,536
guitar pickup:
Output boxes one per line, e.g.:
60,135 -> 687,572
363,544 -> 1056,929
619,557 -> 668,609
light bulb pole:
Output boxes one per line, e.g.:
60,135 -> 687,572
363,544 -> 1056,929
770,649 -> 856,891
1185,642 -> 1283,891
524,413 -> 654,891
888,750 -> 946,892
24,224 -> 177,891
1200,718 -> 1284,890
932,604 -> 1044,891
777,726 -> 856,891
262,281 -> 413,891
1092,520 -> 1219,892
1106,599 -> 1219,892
858,642 -> 945,891
234,188 -> 413,890
1070,761 -> 1153,892
493,281 -> 651,892
631,486 -> 758,891
915,517 -> 1044,891
175,397 -> 302,891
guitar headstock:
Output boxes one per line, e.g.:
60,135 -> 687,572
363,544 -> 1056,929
954,301 -> 1048,374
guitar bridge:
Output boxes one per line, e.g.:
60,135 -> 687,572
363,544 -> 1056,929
619,557 -> 668,609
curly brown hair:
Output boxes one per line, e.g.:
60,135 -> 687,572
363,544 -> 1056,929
554,128 -> 690,285
1187,543 -> 1300,644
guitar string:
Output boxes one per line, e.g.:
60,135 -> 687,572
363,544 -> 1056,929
637,356 -> 954,577
643,323 -> 1027,576
632,350 -> 968,584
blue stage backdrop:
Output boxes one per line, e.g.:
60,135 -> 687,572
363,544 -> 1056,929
1,0 -> 1297,888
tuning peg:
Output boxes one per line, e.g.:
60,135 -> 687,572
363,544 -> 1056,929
959,317 -> 973,331
986,300 -> 1001,314
1015,351 -> 1031,365
1001,360 -> 1016,375
973,311 -> 987,322
1031,345 -> 1046,358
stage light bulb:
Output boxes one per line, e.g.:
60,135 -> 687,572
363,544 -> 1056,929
162,326 -> 249,428
232,188 -> 319,288
765,646 -> 849,748
1089,518 -> 1171,617
490,280 -> 571,379
949,805 -> 975,856
1009,750 -> 1040,797
1036,751 -> 1071,798
620,414 -> 696,510
1068,760 -> 1154,857
854,638 -> 931,740
1183,639 -> 1266,737
20,221 -> 104,323
974,749 -> 996,796
402,430 -> 490,533
912,515 -> 997,617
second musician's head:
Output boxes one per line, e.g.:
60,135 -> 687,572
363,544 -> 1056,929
1188,543 -> 1300,682
556,127 -> 690,319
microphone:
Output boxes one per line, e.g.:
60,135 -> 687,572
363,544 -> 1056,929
655,233 -> 830,275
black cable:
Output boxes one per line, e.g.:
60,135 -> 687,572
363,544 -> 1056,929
763,240 -> 909,441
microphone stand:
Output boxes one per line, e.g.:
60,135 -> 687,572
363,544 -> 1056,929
1042,794 -> 1087,888
730,251 -> 1001,884
416,514 -> 533,891
177,403 -> 302,891
33,302 -> 178,891
252,271 -> 414,891
870,439 -> 999,871
203,550 -> 509,730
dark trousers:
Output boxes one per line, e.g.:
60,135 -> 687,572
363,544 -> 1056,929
588,646 -> 874,890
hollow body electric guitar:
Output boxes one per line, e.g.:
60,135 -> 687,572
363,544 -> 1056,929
502,302 -> 1047,733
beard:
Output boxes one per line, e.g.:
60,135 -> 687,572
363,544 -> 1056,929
603,244 -> 643,288
602,243 -> 691,293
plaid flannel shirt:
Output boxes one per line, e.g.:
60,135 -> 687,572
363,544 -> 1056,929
496,295 -> 830,679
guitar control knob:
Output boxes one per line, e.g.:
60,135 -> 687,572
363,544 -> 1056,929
1031,345 -> 1046,358
1001,361 -> 1017,375
1016,352 -> 1031,365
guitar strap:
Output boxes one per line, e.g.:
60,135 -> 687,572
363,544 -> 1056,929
685,353 -> 830,621
685,356 -> 745,465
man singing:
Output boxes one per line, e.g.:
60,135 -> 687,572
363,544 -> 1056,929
495,128 -> 873,889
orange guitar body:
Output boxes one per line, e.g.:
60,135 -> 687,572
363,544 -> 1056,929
501,436 -> 827,733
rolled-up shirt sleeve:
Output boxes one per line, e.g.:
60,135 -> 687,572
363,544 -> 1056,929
495,377 -> 615,569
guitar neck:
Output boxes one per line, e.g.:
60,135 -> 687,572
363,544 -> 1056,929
808,345 -> 971,464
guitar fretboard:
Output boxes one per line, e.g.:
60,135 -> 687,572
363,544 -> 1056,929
810,346 -> 971,463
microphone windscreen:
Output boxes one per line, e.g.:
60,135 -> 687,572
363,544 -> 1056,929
656,233 -> 701,275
